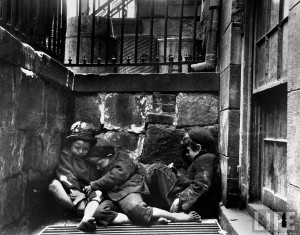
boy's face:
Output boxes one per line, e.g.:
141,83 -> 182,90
185,146 -> 200,161
96,158 -> 111,171
70,140 -> 91,158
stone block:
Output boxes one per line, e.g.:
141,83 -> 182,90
153,93 -> 176,104
14,68 -> 44,129
0,174 -> 27,228
0,27 -> 36,71
0,60 -> 14,126
74,94 -> 103,128
219,109 -> 240,157
162,104 -> 176,113
104,93 -> 152,133
32,129 -> 61,173
177,93 -> 218,127
220,154 -> 239,179
97,131 -> 140,152
138,124 -> 185,165
220,65 -> 241,111
288,4 -> 300,91
147,114 -> 174,125
287,184 -> 300,234
219,25 -> 242,73
0,130 -> 26,179
287,90 -> 300,187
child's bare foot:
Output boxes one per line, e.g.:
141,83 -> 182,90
173,211 -> 201,222
77,218 -> 96,232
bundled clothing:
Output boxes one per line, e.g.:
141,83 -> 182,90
90,150 -> 152,225
141,152 -> 218,218
56,148 -> 100,205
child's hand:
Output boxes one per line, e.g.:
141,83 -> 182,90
84,185 -> 92,195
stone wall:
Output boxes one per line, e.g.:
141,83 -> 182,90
0,27 -> 74,234
73,88 -> 219,168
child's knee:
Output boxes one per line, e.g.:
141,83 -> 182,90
49,179 -> 64,194
125,202 -> 152,225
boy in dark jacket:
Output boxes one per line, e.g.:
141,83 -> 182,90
48,121 -> 104,231
84,149 -> 201,226
143,127 -> 220,218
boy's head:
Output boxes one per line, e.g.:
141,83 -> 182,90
66,121 -> 97,157
181,127 -> 216,160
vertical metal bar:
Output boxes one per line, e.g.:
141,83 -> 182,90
193,0 -> 198,60
105,0 -> 111,64
149,0 -> 154,62
76,0 -> 78,16
91,0 -> 96,64
42,0 -> 47,49
178,0 -> 184,63
61,0 -> 67,61
135,0 -> 140,63
120,0 -> 125,64
53,0 -> 58,54
163,0 -> 168,63
7,0 -> 11,25
76,0 -> 82,64
57,0 -> 62,55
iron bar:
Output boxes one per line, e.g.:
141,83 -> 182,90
105,0 -> 111,64
163,0 -> 169,63
149,0 -> 154,62
178,0 -> 184,72
91,0 -> 96,64
134,0 -> 140,63
53,0 -> 58,55
193,0 -> 199,60
76,0 -> 82,64
57,0 -> 62,55
61,0 -> 67,60
120,0 -> 125,64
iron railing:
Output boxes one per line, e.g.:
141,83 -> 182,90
0,0 -> 67,62
66,0 -> 204,72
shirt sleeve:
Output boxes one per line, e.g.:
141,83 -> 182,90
56,150 -> 81,191
90,151 -> 137,191
178,154 -> 215,212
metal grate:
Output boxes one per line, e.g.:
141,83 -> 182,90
39,222 -> 223,235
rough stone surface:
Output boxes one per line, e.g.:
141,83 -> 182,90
74,94 -> 103,128
219,110 -> 240,157
138,124 -> 185,166
104,93 -> 152,133
0,173 -> 27,228
288,4 -> 300,91
287,184 -> 300,234
287,90 -> 300,187
147,114 -> 174,125
177,93 -> 219,127
220,65 -> 241,111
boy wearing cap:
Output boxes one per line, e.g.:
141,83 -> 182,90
143,127 -> 220,218
49,121 -> 105,231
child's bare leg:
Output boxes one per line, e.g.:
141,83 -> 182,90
48,179 -> 74,210
110,212 -> 132,225
152,207 -> 201,222
77,201 -> 99,232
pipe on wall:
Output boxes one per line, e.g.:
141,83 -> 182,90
191,0 -> 221,72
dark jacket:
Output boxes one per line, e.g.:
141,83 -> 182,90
168,153 -> 218,217
90,150 -> 149,202
56,148 -> 98,192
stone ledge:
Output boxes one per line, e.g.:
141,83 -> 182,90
0,26 -> 74,90
73,72 -> 220,92
219,206 -> 271,235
